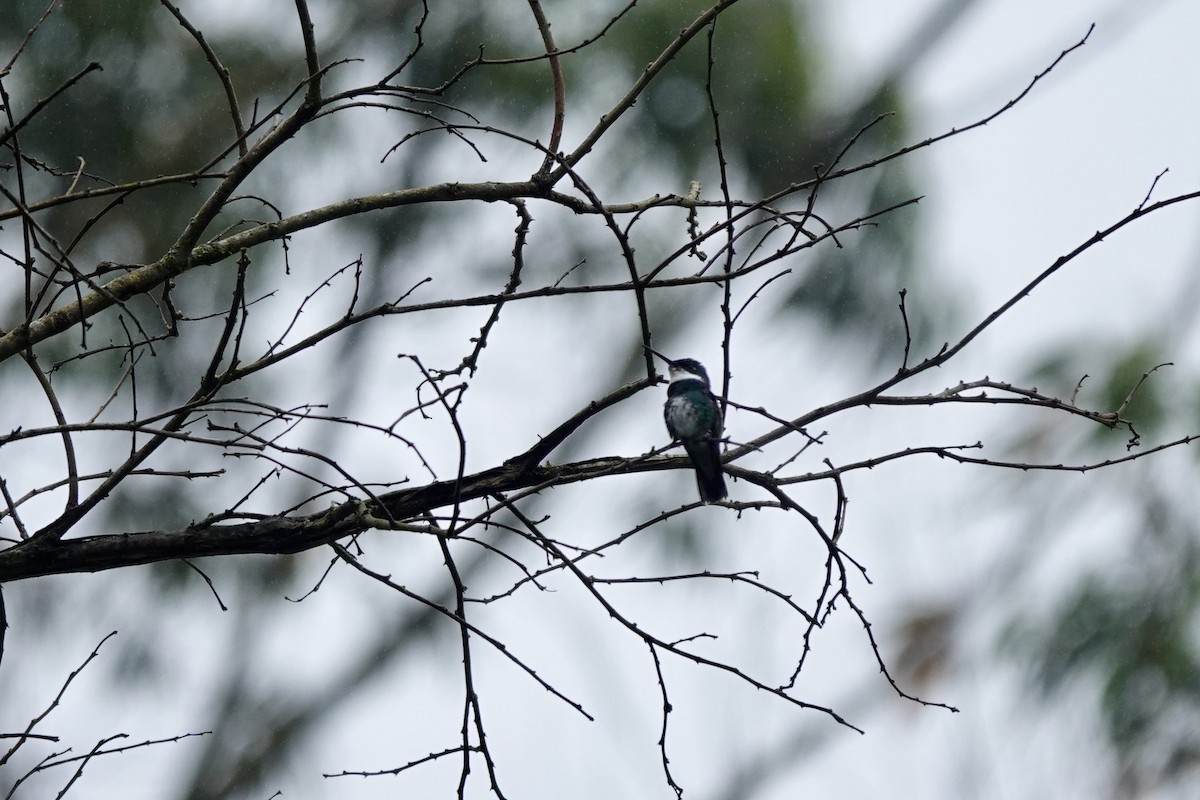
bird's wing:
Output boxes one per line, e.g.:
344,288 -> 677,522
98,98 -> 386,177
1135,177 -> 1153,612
708,390 -> 723,437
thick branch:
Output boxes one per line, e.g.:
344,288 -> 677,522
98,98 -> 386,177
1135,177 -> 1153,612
0,180 -> 543,363
0,455 -> 684,582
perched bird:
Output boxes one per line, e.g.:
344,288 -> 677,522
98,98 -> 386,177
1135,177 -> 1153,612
663,358 -> 727,503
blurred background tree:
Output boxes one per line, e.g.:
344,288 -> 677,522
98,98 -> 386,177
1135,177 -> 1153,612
1,1 -> 1199,798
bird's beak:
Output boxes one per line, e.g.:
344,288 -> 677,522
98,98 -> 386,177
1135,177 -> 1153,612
642,345 -> 673,366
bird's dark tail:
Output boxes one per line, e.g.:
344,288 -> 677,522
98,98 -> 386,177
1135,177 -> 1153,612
685,439 -> 727,503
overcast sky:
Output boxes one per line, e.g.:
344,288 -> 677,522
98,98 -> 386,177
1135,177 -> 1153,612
786,2 -> 1200,797
5,2 -> 1200,798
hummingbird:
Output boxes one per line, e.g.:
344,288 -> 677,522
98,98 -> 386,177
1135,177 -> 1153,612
662,358 -> 727,503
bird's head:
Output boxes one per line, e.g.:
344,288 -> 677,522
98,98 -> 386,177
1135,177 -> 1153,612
667,358 -> 710,387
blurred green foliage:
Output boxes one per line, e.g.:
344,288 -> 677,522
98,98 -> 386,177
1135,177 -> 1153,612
1008,330 -> 1200,791
8,1 -> 1196,795
1005,507 -> 1200,790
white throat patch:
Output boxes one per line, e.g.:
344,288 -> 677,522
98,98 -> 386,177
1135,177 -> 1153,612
668,365 -> 706,385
